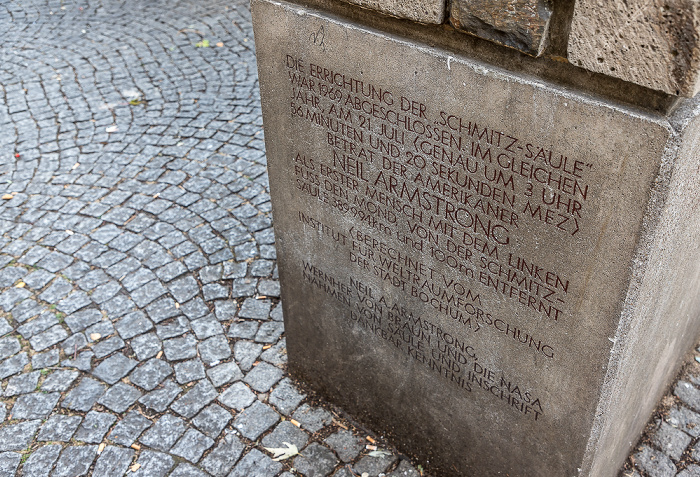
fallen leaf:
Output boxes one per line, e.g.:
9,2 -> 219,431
90,333 -> 102,341
130,463 -> 141,471
216,42 -> 224,47
1,194 -> 12,200
98,443 -> 106,454
15,282 -> 25,288
264,442 -> 299,461
195,39 -> 210,47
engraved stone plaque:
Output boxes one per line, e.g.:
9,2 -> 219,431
251,1 -> 697,475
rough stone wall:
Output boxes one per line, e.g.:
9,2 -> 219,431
334,0 -> 700,97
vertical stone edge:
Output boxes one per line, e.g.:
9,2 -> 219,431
582,101 -> 700,476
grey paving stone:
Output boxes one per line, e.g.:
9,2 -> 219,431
325,429 -> 365,462
261,339 -> 287,366
64,308 -> 102,333
231,278 -> 257,298
219,381 -> 257,411
293,404 -> 334,433
238,297 -> 271,319
190,314 -> 224,339
294,442 -> 339,477
234,340 -> 263,372
30,325 -> 68,351
146,297 -> 181,323
677,464 -> 700,477
22,444 -> 61,477
98,381 -> 143,412
57,292 -> 91,314
170,428 -> 215,463
227,321 -> 259,339
0,318 -> 12,337
61,377 -> 107,411
170,462 -> 209,477
32,349 -> 59,369
12,392 -> 60,419
207,361 -> 244,387
199,334 -> 232,365
262,420 -> 309,450
229,449 -> 283,477
0,288 -> 32,311
92,352 -> 138,384
0,336 -> 20,361
12,299 -> 42,323
269,378 -> 306,415
115,311 -> 153,339
60,332 -> 88,356
200,432 -> 245,477
214,300 -> 237,321
255,321 -> 284,343
223,261 -> 247,279
42,369 -> 79,392
74,410 -> 117,443
168,276 -> 200,303
60,350 -> 94,371
258,279 -> 281,297
23,270 -> 55,290
174,358 -> 206,384
129,332 -> 162,360
92,446 -> 134,477
38,415 -> 83,442
18,312 -> 59,338
192,404 -> 232,439
163,334 -> 198,361
4,370 -> 40,396
92,335 -> 125,358
652,421 -> 691,461
203,283 -> 229,301
131,280 -> 168,307
130,450 -> 174,477
130,358 -> 173,391
181,298 -> 209,320
233,400 -> 280,440
634,444 -> 676,477
139,413 -> 186,452
155,317 -> 190,340
38,278 -> 72,303
245,362 -> 284,393
109,410 -> 153,446
381,460 -> 421,477
155,261 -> 188,283
0,420 -> 40,452
171,379 -> 218,418
139,379 -> 182,412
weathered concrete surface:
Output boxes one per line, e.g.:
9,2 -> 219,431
339,0 -> 445,24
450,0 -> 552,56
568,0 -> 700,96
253,0 -> 700,475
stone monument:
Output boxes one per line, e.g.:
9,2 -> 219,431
251,0 -> 700,475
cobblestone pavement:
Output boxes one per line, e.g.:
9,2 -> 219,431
0,1 -> 699,477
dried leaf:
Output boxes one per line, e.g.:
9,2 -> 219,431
1,194 -> 12,200
15,282 -> 25,288
195,39 -> 210,47
264,442 -> 299,461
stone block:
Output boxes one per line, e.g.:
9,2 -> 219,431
253,0 -> 700,475
339,0 -> 444,24
568,0 -> 700,96
450,0 -> 552,56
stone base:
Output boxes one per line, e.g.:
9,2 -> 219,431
252,0 -> 700,474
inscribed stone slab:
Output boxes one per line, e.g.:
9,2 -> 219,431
252,0 -> 671,475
